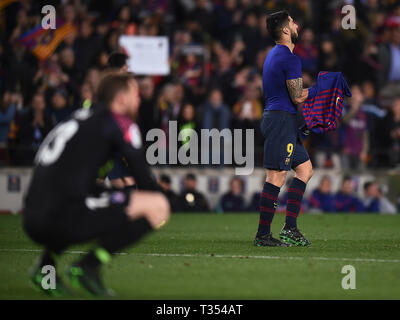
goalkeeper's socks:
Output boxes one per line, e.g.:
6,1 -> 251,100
39,249 -> 58,267
257,182 -> 280,236
285,178 -> 306,228
79,247 -> 111,270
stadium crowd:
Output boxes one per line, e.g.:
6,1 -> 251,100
1,0 -> 400,168
158,172 -> 399,213
0,0 -> 399,213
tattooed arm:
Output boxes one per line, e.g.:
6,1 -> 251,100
286,78 -> 308,105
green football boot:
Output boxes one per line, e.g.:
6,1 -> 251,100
254,233 -> 291,247
30,262 -> 71,297
279,226 -> 311,246
66,263 -> 115,297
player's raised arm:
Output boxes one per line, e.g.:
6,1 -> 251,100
286,78 -> 309,105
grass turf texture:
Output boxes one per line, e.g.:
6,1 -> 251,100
0,213 -> 399,299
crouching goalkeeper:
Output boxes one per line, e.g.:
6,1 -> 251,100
23,72 -> 169,297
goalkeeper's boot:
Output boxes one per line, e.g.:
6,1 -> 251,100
279,226 -> 311,246
254,233 -> 291,247
66,263 -> 115,297
30,260 -> 71,297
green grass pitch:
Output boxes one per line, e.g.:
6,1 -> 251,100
0,213 -> 399,299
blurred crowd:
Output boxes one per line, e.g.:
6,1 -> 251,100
158,172 -> 399,213
1,0 -> 400,169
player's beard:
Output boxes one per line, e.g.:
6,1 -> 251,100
291,30 -> 299,45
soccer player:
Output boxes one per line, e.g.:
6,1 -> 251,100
105,51 -> 136,190
254,11 -> 314,247
23,73 -> 170,296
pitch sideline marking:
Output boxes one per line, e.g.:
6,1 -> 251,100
0,248 -> 399,264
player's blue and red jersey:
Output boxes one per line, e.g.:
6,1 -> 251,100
262,44 -> 302,114
302,71 -> 352,133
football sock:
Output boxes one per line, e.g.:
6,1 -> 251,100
257,182 -> 280,236
79,248 -> 110,270
39,249 -> 57,267
285,178 -> 307,229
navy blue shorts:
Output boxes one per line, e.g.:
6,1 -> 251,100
261,110 -> 309,171
107,157 -> 130,180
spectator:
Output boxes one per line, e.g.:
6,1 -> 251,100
378,25 -> 400,87
232,80 -> 263,130
218,177 -> 246,212
359,38 -> 380,85
158,174 -> 179,212
334,175 -> 365,212
178,103 -> 199,152
190,0 -> 215,35
341,85 -> 369,170
59,47 -> 80,95
361,81 -> 386,166
138,77 -> 158,139
84,68 -> 101,92
0,91 -> 17,145
177,54 -> 202,89
202,88 -> 230,131
49,89 -> 72,124
214,0 -> 240,42
157,83 -> 185,135
177,173 -> 209,212
319,34 -> 341,72
377,185 -> 397,214
73,20 -> 103,74
241,10 -> 261,63
308,175 -> 335,213
79,82 -> 94,110
232,80 -> 264,147
0,0 -> 399,170
10,92 -> 53,165
379,97 -> 400,166
363,181 -> 380,213
107,51 -> 128,71
293,28 -> 318,74
210,47 -> 238,106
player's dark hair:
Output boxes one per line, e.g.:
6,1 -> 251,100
266,10 -> 290,41
108,51 -> 128,69
96,72 -> 136,105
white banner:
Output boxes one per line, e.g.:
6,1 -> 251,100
119,36 -> 170,75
